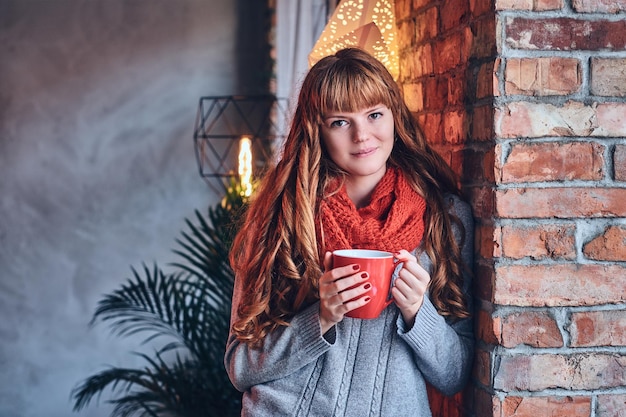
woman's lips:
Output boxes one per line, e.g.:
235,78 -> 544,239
352,147 -> 377,157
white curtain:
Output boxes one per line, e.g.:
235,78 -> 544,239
274,0 -> 337,156
276,0 -> 337,105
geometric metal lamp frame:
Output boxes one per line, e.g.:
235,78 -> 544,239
193,95 -> 290,194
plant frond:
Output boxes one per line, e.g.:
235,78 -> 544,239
75,190 -> 248,416
90,266 -> 184,347
71,366 -> 160,412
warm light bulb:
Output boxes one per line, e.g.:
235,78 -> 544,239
238,136 -> 253,197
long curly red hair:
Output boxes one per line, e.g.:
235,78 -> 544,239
229,48 -> 470,346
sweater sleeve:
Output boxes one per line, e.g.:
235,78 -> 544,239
396,194 -> 475,395
224,280 -> 333,392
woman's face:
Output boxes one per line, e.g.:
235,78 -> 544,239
320,104 -> 395,184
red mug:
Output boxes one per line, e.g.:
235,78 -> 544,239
332,249 -> 401,319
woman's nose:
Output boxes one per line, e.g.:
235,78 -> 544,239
352,123 -> 368,143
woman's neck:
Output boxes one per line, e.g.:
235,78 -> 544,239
344,168 -> 387,209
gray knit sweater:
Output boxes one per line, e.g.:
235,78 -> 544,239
224,195 -> 474,417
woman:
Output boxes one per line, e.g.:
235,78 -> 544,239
225,47 -> 474,417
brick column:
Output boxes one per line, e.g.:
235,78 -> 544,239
395,0 -> 626,415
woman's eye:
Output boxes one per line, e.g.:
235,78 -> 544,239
330,120 -> 347,128
369,112 -> 383,120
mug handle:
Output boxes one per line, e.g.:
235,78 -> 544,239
386,260 -> 404,303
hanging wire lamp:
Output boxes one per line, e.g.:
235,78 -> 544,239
193,95 -> 289,195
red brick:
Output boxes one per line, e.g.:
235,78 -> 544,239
471,104 -> 495,141
496,101 -> 626,138
615,144 -> 626,181
596,103 -> 626,136
477,308 -> 501,345
462,26 -> 475,63
501,142 -> 604,183
419,112 -> 444,143
496,0 -> 534,10
448,147 -> 463,177
432,144 -> 454,168
470,0 -> 493,17
496,0 -> 564,10
398,51 -> 413,82
597,394 -> 626,417
468,185 -> 496,218
433,32 -> 464,73
414,7 -> 438,45
501,224 -> 576,260
500,311 -> 564,348
403,82 -> 424,112
505,17 -> 626,51
476,143 -> 496,184
397,19 -> 416,53
473,348 -> 492,386
533,0 -> 565,10
441,0 -> 470,32
505,57 -> 581,96
476,223 -> 501,259
494,353 -> 626,391
591,58 -> 626,97
474,262 -> 496,302
569,310 -> 626,347
476,61 -> 497,100
501,396 -> 591,417
412,0 -> 434,11
444,110 -> 468,143
409,43 -> 434,78
475,388 -> 500,417
451,147 -> 475,179
494,264 -> 626,306
448,73 -> 465,107
496,188 -> 626,218
394,0 -> 412,20
572,0 -> 626,13
460,147 -> 496,183
583,225 -> 626,262
423,76 -> 449,111
470,16 -> 497,59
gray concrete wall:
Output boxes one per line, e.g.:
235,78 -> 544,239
0,1 -> 246,416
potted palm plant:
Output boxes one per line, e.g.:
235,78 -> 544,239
71,182 -> 248,417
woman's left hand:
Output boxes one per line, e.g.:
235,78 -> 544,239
392,249 -> 431,328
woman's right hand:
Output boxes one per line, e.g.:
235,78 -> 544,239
318,251 -> 372,333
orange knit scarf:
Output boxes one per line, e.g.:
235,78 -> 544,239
317,167 -> 426,255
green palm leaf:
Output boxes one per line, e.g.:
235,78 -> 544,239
91,265 -> 185,347
72,351 -> 239,417
72,186 -> 248,416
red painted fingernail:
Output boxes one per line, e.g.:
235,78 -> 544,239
361,272 -> 368,279
353,264 -> 360,270
364,297 -> 371,302
364,283 -> 371,289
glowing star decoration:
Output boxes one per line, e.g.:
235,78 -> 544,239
238,136 -> 253,197
308,0 -> 398,79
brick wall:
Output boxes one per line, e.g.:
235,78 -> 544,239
395,0 -> 626,415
